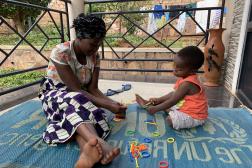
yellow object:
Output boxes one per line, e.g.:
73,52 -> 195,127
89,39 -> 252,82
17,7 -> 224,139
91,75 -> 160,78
152,132 -> 160,137
135,158 -> 140,168
167,137 -> 175,143
145,122 -> 157,125
176,99 -> 185,108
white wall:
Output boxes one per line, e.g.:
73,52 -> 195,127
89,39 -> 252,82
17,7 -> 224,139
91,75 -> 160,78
231,0 -> 251,94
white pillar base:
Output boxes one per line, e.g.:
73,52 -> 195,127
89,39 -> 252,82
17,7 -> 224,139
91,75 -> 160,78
68,0 -> 85,40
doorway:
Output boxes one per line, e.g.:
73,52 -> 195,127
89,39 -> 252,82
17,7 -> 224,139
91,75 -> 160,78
237,5 -> 252,108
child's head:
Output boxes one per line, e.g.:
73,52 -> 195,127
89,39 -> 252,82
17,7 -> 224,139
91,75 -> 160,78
173,46 -> 204,78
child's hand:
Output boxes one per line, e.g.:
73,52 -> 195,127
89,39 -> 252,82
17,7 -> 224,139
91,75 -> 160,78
148,98 -> 159,105
110,101 -> 127,118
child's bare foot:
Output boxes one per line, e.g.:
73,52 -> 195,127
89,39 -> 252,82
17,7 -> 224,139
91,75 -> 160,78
75,138 -> 103,168
135,94 -> 148,107
99,139 -> 120,165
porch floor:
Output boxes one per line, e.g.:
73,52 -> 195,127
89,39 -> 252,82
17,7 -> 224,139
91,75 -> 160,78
98,79 -> 242,108
0,79 -> 242,116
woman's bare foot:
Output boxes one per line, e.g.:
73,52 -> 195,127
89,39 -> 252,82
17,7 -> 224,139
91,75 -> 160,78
135,94 -> 149,107
75,138 -> 103,168
98,139 -> 120,165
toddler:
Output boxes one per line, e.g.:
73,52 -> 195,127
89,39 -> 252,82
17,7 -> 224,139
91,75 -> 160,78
136,46 -> 208,130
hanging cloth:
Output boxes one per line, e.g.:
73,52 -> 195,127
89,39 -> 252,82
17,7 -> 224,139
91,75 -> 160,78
211,9 -> 221,28
195,0 -> 218,33
176,12 -> 187,32
153,4 -> 163,19
164,6 -> 170,21
147,8 -> 158,34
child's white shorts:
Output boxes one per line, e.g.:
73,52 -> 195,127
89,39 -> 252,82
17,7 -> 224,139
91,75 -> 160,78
169,108 -> 206,130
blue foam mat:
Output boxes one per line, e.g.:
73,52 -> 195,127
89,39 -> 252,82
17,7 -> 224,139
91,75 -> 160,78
0,100 -> 252,168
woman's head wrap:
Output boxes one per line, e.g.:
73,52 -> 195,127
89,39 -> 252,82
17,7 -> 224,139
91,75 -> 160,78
72,13 -> 106,39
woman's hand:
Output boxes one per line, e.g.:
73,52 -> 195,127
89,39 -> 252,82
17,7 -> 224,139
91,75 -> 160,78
108,101 -> 127,115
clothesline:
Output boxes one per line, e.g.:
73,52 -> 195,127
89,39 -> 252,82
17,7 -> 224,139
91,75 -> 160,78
147,0 -> 224,34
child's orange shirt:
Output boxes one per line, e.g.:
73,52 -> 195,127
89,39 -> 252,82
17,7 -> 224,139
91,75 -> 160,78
174,74 -> 208,120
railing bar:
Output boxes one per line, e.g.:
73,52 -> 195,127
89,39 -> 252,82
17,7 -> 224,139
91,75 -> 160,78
205,10 -> 211,44
49,37 -> 62,40
167,36 -> 182,48
121,36 -> 151,59
64,0 -> 70,40
0,11 -> 46,64
168,23 -> 182,36
0,66 -> 47,78
0,12 -> 49,65
89,3 -> 92,14
186,10 -> 206,34
59,0 -> 71,3
122,37 -> 135,48
197,36 -> 206,46
121,25 -> 134,38
36,24 -> 50,39
100,68 -> 204,73
48,11 -> 62,36
0,19 -> 3,26
220,0 -> 225,28
105,14 -> 120,32
0,80 -> 42,96
121,14 -> 166,54
121,14 -> 175,57
0,48 -> 8,56
1,0 -> 67,14
85,0 -> 147,4
106,36 -> 121,38
101,42 -> 105,59
183,34 -> 205,37
101,58 -> 174,61
149,11 -> 183,39
60,13 -> 65,42
103,39 -> 121,59
40,39 -> 49,52
91,7 -> 223,15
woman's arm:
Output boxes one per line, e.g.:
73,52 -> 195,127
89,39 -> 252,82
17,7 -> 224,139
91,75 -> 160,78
148,82 -> 191,114
86,65 -> 127,114
52,60 -> 113,110
87,66 -> 114,101
88,67 -> 127,115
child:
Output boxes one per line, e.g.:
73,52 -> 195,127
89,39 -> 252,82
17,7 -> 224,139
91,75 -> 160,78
136,46 -> 208,130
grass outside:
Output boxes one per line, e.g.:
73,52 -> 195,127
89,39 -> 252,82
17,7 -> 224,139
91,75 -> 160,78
0,25 -> 202,49
0,68 -> 45,89
0,25 -> 64,50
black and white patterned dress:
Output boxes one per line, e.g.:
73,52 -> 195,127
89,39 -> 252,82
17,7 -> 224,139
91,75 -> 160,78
39,41 -> 110,144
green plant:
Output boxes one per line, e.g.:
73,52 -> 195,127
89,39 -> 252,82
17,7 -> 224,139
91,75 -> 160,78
0,25 -> 64,49
0,0 -> 52,34
104,33 -> 185,48
89,1 -> 149,35
0,68 -> 46,88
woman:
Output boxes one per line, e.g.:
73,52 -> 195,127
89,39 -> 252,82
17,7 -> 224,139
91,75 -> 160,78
39,14 -> 127,168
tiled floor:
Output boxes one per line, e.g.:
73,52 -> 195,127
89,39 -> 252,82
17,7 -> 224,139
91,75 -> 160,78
205,86 -> 242,108
0,80 -> 243,114
98,80 -> 242,108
